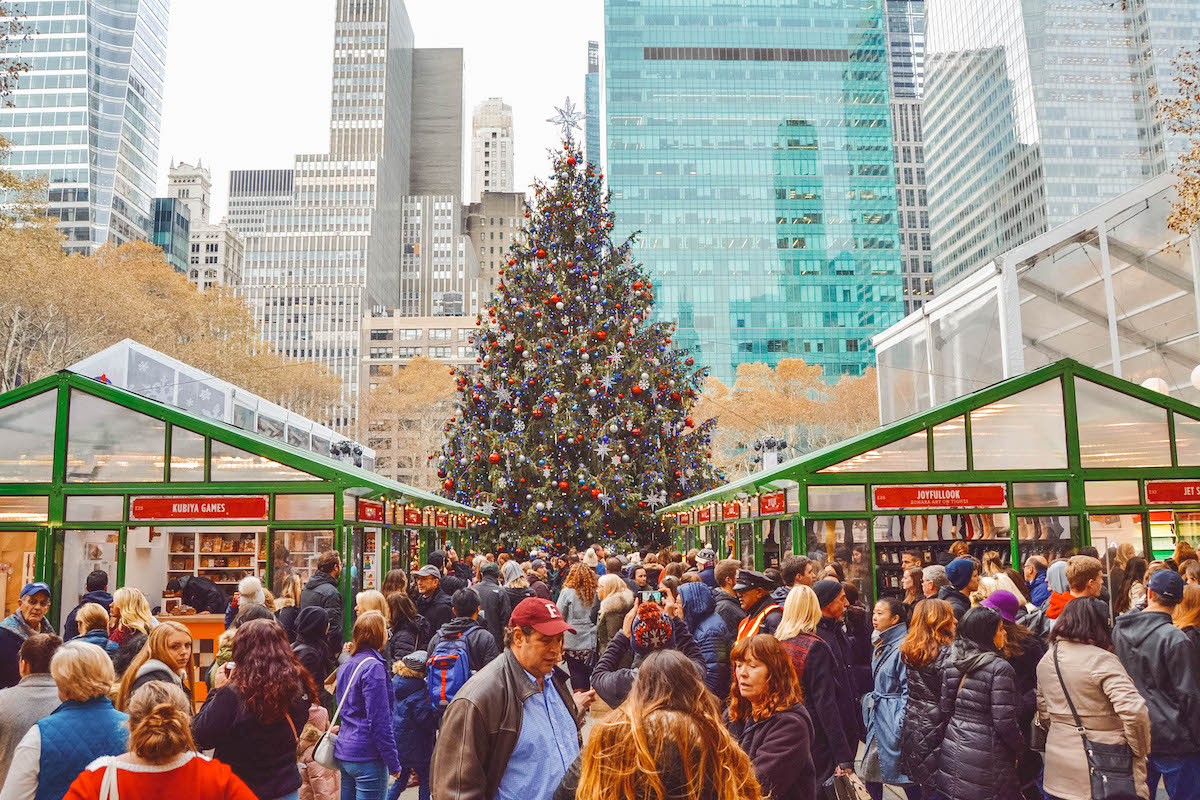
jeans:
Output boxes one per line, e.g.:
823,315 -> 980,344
386,767 -> 430,800
866,782 -> 921,800
1148,752 -> 1200,800
341,759 -> 389,800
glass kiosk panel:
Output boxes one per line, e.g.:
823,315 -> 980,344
762,518 -> 793,571
66,392 -> 166,482
0,390 -> 56,481
1015,515 -> 1078,565
1074,378 -> 1170,468
738,523 -> 754,568
805,518 -> 872,603
0,531 -> 38,618
971,381 -> 1067,470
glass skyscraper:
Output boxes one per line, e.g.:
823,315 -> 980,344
924,0 -> 1200,289
151,196 -> 190,274
0,0 -> 169,253
603,0 -> 904,383
585,41 -> 600,167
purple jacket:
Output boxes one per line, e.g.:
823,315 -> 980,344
333,649 -> 400,773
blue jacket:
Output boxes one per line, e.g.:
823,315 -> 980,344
678,582 -> 732,698
35,697 -> 127,800
863,623 -> 909,785
334,649 -> 400,773
75,627 -> 119,655
62,590 -> 113,642
698,565 -> 717,588
391,673 -> 437,769
1029,570 -> 1050,607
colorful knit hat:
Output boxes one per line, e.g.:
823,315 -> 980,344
631,602 -> 674,653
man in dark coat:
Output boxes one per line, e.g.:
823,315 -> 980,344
62,570 -> 112,642
733,569 -> 783,640
170,574 -> 227,614
696,548 -> 718,588
711,559 -> 746,635
426,589 -> 500,675
939,558 -> 976,620
0,583 -> 54,690
299,550 -> 344,656
1023,555 -> 1050,607
470,562 -> 511,650
415,564 -> 454,647
812,579 -> 865,751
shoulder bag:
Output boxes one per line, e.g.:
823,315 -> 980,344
313,655 -> 374,771
1052,643 -> 1138,799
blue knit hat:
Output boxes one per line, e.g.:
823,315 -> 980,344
946,558 -> 974,590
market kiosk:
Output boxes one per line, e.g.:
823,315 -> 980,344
663,359 -> 1200,604
0,371 -> 483,703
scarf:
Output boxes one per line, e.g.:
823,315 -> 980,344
1046,591 -> 1073,620
0,611 -> 53,641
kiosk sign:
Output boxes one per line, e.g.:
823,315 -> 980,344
697,507 -> 712,523
721,501 -> 741,520
403,507 -> 422,525
676,511 -> 691,525
357,499 -> 385,523
759,491 -> 787,516
1145,480 -> 1200,504
130,496 -> 269,520
872,484 -> 1006,510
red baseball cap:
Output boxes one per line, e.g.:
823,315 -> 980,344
509,597 -> 575,636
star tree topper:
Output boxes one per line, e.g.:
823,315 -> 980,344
547,97 -> 585,137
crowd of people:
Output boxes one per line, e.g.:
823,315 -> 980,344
0,540 -> 1198,800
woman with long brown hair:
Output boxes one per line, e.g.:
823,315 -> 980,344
554,648 -> 763,800
898,597 -> 955,799
191,618 -> 316,800
1174,583 -> 1200,648
63,681 -> 257,799
117,621 -> 193,710
902,567 -> 924,609
557,562 -> 599,691
727,634 -> 816,800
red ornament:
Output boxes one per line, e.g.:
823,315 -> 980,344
489,452 -> 501,464
685,417 -> 695,427
558,481 -> 569,490
536,248 -> 547,258
596,331 -> 606,340
631,427 -> 642,437
443,479 -> 454,490
631,386 -> 643,396
567,157 -> 576,165
532,409 -> 544,419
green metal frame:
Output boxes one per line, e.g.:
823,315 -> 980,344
0,372 -> 483,637
661,359 -> 1200,597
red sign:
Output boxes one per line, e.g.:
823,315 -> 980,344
721,501 -> 741,520
697,507 -> 712,523
435,510 -> 450,527
403,507 -> 422,525
759,491 -> 787,516
130,496 -> 268,521
872,484 -> 1006,510
676,511 -> 691,525
1145,480 -> 1200,504
357,499 -> 384,523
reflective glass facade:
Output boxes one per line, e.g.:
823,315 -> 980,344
585,40 -> 601,166
0,0 -> 169,253
604,0 -> 904,383
151,197 -> 191,274
925,0 -> 1198,289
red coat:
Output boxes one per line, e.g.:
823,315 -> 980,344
63,752 -> 257,800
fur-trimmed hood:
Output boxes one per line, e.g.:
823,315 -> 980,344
600,587 -> 635,615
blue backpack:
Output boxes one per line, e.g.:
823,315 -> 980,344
427,631 -> 471,710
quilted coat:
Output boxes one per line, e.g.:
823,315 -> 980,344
862,622 -> 909,785
678,581 -> 732,698
935,640 -> 1024,800
898,643 -> 950,795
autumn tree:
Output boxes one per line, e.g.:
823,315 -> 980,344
361,356 -> 456,490
1161,47 -> 1200,236
693,359 -> 879,478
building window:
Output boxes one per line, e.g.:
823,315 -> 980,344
370,330 -> 393,341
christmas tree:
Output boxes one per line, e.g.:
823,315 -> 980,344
437,108 -> 722,551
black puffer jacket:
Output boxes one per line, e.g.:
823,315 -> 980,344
937,585 -> 971,621
727,703 -> 817,800
936,641 -> 1024,800
711,587 -> 745,636
414,588 -> 453,647
814,616 -> 865,745
899,643 -> 950,795
471,574 -> 511,650
300,570 -> 344,654
384,616 -> 428,672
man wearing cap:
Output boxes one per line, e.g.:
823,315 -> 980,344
696,548 -> 718,587
1114,569 -> 1200,798
472,561 -> 512,649
939,557 -> 977,620
733,569 -> 783,641
431,596 -> 595,800
811,579 -> 864,775
415,564 -> 454,647
0,582 -> 54,690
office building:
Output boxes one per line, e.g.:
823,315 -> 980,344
924,0 -> 1200,289
585,41 -> 601,167
240,0 -> 418,431
168,161 -> 244,292
411,49 -> 464,197
603,0 -> 904,383
0,0 -> 170,253
398,194 -> 479,317
886,0 -> 932,314
466,190 -> 526,297
227,169 -> 294,236
469,97 -> 514,202
151,197 -> 191,274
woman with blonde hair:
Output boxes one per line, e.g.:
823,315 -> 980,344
62,681 -> 257,799
355,590 -> 390,624
117,621 -> 193,711
555,648 -> 763,800
108,586 -> 155,647
74,602 -> 118,655
595,573 -> 635,669
557,562 -> 599,691
727,634 -> 816,800
2,641 -> 128,800
274,572 -> 302,641
775,585 -> 853,785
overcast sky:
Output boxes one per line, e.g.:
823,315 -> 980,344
156,0 -> 603,220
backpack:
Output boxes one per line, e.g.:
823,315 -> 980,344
427,630 -> 471,710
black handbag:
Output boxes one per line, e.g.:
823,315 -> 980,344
1052,643 -> 1139,800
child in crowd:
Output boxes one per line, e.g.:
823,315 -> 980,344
388,650 -> 436,800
